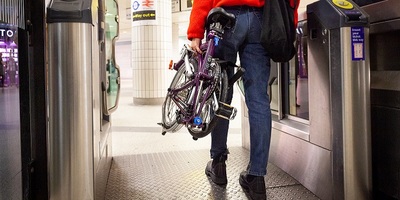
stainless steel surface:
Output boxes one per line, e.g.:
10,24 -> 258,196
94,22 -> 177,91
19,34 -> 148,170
362,0 -> 400,198
92,3 -> 101,176
269,129 -> 331,200
272,119 -> 309,141
91,4 -> 113,199
105,146 -> 320,200
95,129 -> 112,200
369,30 -> 400,71
307,18 -> 332,151
371,71 -> 400,90
47,23 -> 94,200
241,3 -> 372,199
361,0 -> 400,34
340,27 -> 372,200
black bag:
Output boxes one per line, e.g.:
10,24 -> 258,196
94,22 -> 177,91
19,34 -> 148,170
260,0 -> 298,63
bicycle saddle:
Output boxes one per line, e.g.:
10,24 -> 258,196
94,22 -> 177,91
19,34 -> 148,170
205,7 -> 236,30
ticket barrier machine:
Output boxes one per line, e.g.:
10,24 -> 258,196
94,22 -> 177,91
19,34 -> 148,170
47,0 -> 120,199
307,0 -> 371,199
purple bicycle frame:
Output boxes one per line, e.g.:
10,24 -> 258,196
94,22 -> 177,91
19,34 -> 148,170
168,31 -> 220,126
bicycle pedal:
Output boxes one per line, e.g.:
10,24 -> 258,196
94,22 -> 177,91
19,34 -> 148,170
215,102 -> 237,120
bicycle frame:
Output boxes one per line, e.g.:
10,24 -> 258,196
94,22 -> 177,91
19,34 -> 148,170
168,27 -> 222,127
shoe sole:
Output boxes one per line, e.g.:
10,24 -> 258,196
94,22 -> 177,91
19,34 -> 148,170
205,168 -> 227,185
239,176 -> 266,200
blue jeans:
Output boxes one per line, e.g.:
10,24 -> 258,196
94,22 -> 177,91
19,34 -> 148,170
211,6 -> 272,177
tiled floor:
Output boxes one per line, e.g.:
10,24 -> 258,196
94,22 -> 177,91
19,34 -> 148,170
105,79 -> 319,199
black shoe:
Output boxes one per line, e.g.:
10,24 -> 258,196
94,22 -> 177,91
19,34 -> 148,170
205,155 -> 227,185
239,171 -> 266,200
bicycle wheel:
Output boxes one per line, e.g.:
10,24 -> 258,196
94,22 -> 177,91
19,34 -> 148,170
188,64 -> 228,138
161,59 -> 196,132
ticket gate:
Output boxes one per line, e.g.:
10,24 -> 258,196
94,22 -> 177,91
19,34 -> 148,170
356,0 -> 400,198
47,0 -> 120,199
241,1 -> 371,200
307,0 -> 371,199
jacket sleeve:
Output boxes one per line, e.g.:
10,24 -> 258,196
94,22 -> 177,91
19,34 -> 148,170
292,0 -> 300,27
187,0 -> 214,40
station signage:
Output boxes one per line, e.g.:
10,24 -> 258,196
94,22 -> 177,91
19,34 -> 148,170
0,28 -> 15,39
131,0 -> 157,26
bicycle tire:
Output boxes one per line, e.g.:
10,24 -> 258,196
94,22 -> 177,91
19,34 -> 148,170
161,59 -> 196,132
188,64 -> 228,138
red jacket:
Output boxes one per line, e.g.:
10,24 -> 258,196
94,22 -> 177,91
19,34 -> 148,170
187,0 -> 299,40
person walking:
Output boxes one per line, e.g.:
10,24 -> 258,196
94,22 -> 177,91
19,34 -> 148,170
7,56 -> 16,86
188,1 -> 273,199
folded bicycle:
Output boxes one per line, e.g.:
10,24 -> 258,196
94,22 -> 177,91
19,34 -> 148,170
159,7 -> 245,140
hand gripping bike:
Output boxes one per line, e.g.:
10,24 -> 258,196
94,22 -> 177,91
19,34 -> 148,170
159,7 -> 245,140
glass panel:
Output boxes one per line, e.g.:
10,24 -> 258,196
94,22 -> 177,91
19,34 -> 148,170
106,59 -> 118,108
0,24 -> 18,87
105,0 -> 120,113
269,62 -> 279,112
0,22 -> 21,199
289,22 -> 309,120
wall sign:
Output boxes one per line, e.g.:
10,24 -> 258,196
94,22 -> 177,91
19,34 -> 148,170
0,29 -> 15,38
131,0 -> 157,26
172,0 -> 179,13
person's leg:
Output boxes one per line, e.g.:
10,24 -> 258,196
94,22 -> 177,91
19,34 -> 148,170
240,43 -> 271,176
10,71 -> 15,86
209,6 -> 247,159
238,6 -> 271,178
205,6 -> 247,185
238,7 -> 271,200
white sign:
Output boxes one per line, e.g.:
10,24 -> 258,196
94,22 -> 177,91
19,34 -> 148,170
131,0 -> 157,26
172,0 -> 180,13
0,29 -> 15,38
126,7 -> 131,20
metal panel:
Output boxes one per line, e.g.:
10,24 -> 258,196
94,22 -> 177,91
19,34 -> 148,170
47,23 -> 94,200
307,13 -> 332,150
370,102 -> 400,199
369,31 -> 400,71
269,129 -> 332,200
329,28 -> 346,200
340,27 -> 372,200
365,1 -> 400,198
360,0 -> 400,24
360,0 -> 400,34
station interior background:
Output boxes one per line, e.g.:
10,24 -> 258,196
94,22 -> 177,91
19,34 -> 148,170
114,0 -> 317,81
1,0 -> 377,199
